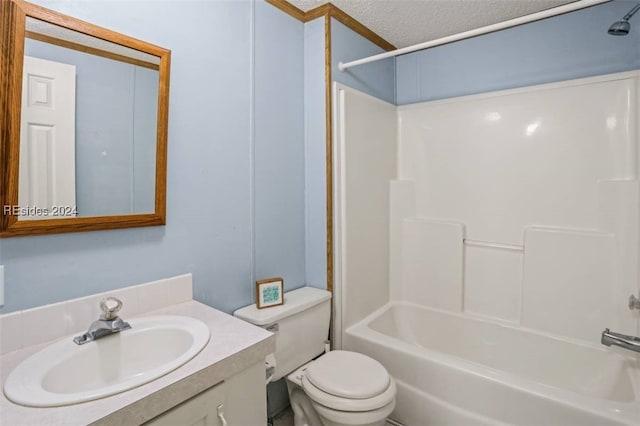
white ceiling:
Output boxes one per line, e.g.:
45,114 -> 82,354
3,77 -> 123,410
288,0 -> 579,48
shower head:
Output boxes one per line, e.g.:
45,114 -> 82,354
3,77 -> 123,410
608,19 -> 631,35
608,3 -> 640,36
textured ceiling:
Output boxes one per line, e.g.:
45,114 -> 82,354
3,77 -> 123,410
288,0 -> 579,48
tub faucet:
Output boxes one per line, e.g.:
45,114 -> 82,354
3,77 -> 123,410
601,329 -> 640,353
73,297 -> 131,345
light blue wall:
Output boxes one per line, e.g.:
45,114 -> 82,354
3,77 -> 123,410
304,17 -> 327,289
331,19 -> 395,104
253,0 -> 306,290
23,38 -> 158,215
397,0 -> 640,104
1,0 -> 313,314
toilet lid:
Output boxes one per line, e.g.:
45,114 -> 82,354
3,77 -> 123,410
304,351 -> 390,399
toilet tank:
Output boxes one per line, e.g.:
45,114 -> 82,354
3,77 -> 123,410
234,287 -> 331,381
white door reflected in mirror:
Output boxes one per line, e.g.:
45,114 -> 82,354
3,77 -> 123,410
19,55 -> 76,220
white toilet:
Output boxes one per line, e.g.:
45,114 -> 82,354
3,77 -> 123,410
234,287 -> 396,426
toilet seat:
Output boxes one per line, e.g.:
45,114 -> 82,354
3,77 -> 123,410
305,351 -> 390,399
302,374 -> 397,412
301,351 -> 396,412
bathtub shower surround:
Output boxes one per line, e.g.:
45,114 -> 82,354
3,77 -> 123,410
335,72 -> 640,425
392,71 -> 638,338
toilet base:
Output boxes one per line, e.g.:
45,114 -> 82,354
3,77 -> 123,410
286,364 -> 394,426
289,387 -> 324,426
312,400 -> 395,426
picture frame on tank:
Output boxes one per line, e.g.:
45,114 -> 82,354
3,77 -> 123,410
256,277 -> 284,309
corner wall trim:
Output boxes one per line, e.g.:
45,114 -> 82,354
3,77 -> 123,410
265,0 -> 307,22
316,4 -> 395,51
265,0 -> 396,51
324,13 -> 333,293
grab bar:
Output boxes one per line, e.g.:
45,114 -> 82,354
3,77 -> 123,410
463,239 -> 524,252
601,329 -> 640,353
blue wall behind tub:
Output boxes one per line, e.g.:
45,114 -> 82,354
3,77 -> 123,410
0,0 -> 311,314
397,0 -> 640,105
331,19 -> 395,104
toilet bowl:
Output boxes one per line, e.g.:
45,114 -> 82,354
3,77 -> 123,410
286,351 -> 396,426
233,288 -> 396,425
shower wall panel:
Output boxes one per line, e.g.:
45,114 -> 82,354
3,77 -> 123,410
389,180 -> 416,302
334,85 -> 397,338
395,71 -> 639,343
400,219 -> 464,311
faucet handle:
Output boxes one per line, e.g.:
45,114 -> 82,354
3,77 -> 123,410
630,294 -> 640,311
100,297 -> 123,320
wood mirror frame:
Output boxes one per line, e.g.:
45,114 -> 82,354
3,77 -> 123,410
0,0 -> 170,237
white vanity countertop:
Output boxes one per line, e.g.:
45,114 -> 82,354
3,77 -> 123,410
0,300 -> 275,426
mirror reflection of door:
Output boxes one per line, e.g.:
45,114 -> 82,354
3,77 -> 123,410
19,55 -> 76,220
1,1 -> 171,237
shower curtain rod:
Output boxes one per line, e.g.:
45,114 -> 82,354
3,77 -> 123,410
338,0 -> 612,71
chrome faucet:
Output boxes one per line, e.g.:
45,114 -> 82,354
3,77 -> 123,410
630,294 -> 640,310
73,297 -> 131,345
601,329 -> 640,353
600,293 -> 640,353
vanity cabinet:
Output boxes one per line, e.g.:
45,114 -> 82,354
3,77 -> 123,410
144,361 -> 266,426
145,382 -> 227,426
0,296 -> 275,426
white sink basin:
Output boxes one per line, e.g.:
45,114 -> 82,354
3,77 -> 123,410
4,315 -> 210,407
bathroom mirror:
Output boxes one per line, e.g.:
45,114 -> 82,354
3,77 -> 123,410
0,0 -> 170,237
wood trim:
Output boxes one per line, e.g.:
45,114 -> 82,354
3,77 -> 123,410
304,3 -> 396,52
155,51 -> 171,225
0,214 -> 166,237
324,14 -> 333,294
1,0 -> 171,237
25,31 -> 159,70
304,3 -> 333,22
324,4 -> 395,51
264,1 -> 395,52
264,0 -> 306,22
0,0 -> 26,234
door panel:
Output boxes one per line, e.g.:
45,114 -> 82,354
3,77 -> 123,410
19,55 -> 76,219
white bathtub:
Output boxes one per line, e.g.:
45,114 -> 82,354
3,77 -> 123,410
344,302 -> 640,426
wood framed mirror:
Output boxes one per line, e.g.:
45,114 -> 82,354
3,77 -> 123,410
0,0 -> 170,237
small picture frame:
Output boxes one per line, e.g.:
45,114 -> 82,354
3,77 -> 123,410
256,277 -> 284,309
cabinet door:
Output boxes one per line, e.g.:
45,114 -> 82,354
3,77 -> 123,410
145,382 -> 227,426
223,362 -> 267,425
